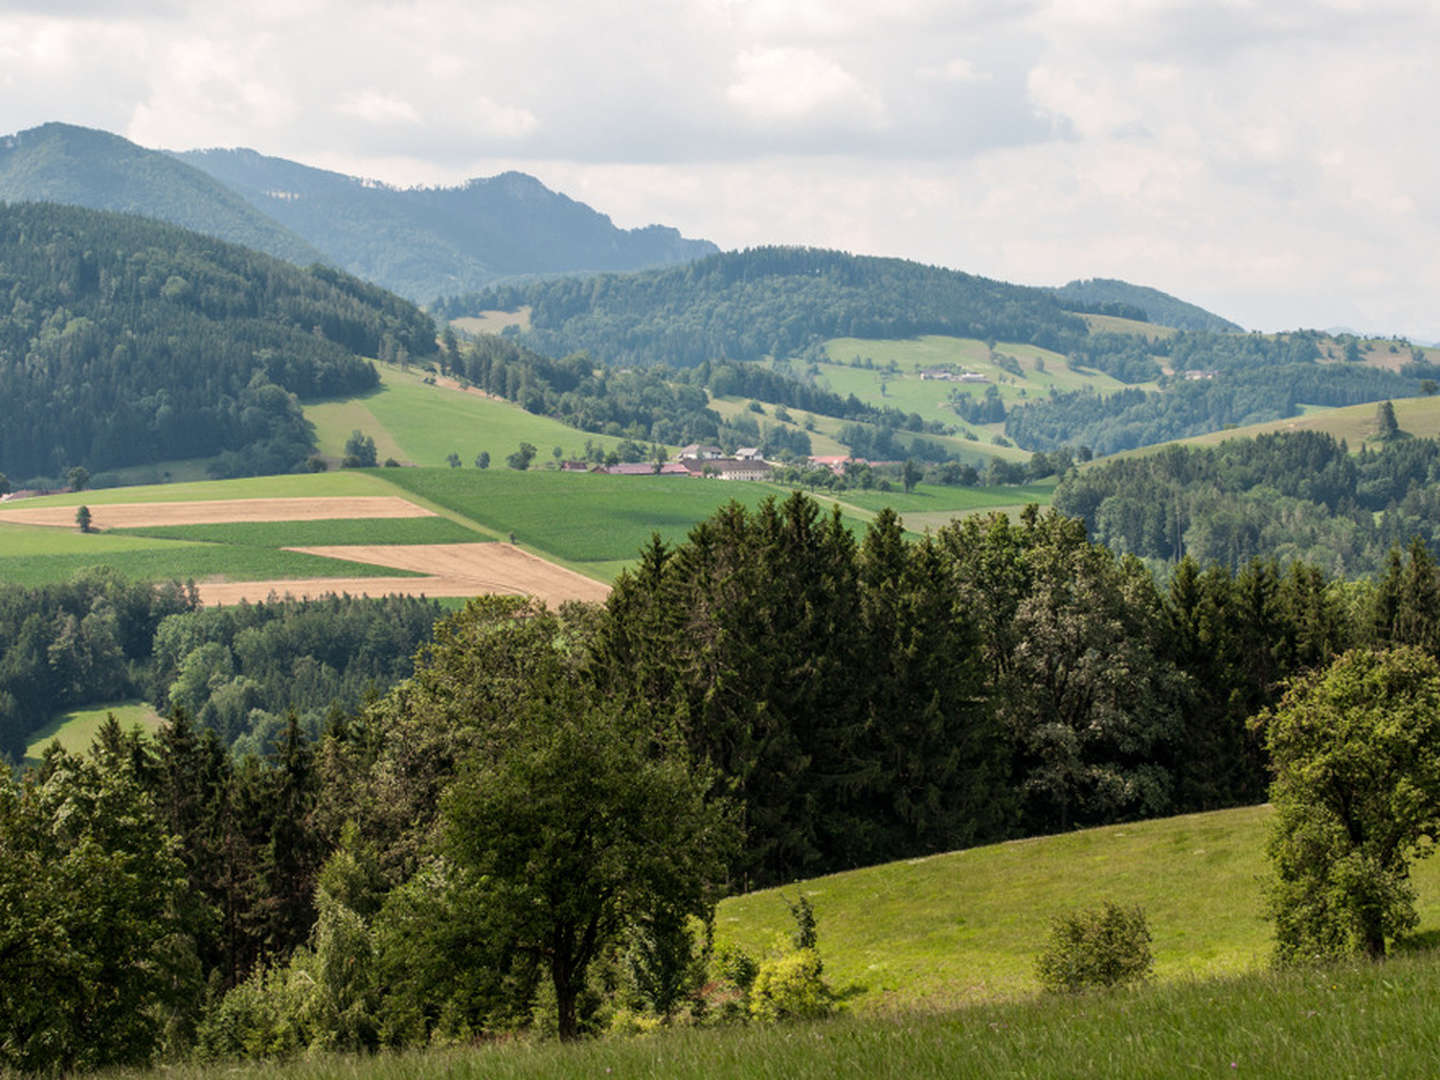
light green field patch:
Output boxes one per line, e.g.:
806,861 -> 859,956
1107,394 -> 1440,461
705,396 -> 849,457
1077,312 -> 1179,339
307,363 -> 646,469
1,471 -> 394,509
0,522 -> 192,557
378,468 -> 861,569
114,517 -> 488,547
0,545 -> 426,588
834,481 -> 1056,515
450,307 -> 532,334
24,701 -> 163,766
305,395 -> 409,464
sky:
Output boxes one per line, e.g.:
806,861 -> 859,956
2,0 -> 1437,339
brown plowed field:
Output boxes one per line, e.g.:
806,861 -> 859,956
0,496 -> 433,529
195,543 -> 611,608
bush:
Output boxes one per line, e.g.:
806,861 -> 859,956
1035,901 -> 1153,992
748,949 -> 832,1023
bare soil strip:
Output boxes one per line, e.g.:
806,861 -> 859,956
0,497 -> 434,530
195,543 -> 611,608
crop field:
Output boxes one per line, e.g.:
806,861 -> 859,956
0,496 -> 432,530
23,701 -> 163,766
113,517 -> 486,547
378,468 -> 842,567
305,361 -> 641,468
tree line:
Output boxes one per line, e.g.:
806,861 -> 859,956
1053,429 -> 1440,574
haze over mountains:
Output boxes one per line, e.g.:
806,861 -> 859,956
0,123 -> 717,303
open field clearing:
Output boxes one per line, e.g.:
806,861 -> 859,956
0,495 -> 432,530
306,361 -> 642,467
23,701 -> 162,767
114,516 -> 484,547
1078,311 -> 1179,338
820,334 -> 1158,416
1108,393 -> 1440,460
449,306 -> 532,334
0,545 -> 426,589
835,481 -> 1056,516
198,542 -> 610,607
378,468 -> 851,568
716,803 -> 1440,1013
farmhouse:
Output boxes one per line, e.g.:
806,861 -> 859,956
682,457 -> 773,481
678,443 -> 723,461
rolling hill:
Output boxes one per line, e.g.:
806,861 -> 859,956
0,123 -> 322,265
1050,277 -> 1244,332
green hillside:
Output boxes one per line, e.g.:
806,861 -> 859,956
0,202 -> 435,484
305,362 -> 645,467
0,122 -> 321,265
715,804 -> 1440,1013
23,701 -> 162,767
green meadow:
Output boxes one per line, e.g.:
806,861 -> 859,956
305,362 -> 644,468
0,544 -> 423,589
377,468 -> 846,570
1,470 -> 393,508
113,516 -> 487,547
23,701 -> 162,767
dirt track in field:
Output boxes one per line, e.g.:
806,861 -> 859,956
0,497 -> 434,529
194,543 -> 611,608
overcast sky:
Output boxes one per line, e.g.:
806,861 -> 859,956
3,0 -> 1437,339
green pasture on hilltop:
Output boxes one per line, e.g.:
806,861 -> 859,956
1078,311 -> 1180,338
114,516 -> 487,547
24,700 -> 162,767
377,468 -> 858,567
305,362 -> 644,468
1109,393 -> 1440,460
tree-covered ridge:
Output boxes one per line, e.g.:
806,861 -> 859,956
1050,277 -> 1244,332
0,202 -> 436,481
1052,428 -> 1440,573
0,123 -> 322,266
1007,363 -> 1424,455
177,148 -> 719,302
437,246 -> 1091,367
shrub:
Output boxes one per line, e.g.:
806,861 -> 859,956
748,949 -> 832,1023
1035,901 -> 1153,992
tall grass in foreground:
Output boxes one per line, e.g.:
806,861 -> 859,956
102,950 -> 1440,1079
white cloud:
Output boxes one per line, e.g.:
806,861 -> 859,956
0,0 -> 1439,337
726,46 -> 886,127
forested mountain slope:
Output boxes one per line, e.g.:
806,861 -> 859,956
1050,277 -> 1244,332
0,123 -> 322,266
441,246 -> 1090,367
0,203 -> 435,483
178,148 -> 719,301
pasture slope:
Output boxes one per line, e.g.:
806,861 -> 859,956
95,802 -> 1440,1080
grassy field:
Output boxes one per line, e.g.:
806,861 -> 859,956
1078,312 -> 1180,339
715,804 -> 1440,1015
306,362 -> 641,468
449,307 -> 532,334
1110,394 -> 1440,461
113,517 -> 488,547
834,481 -> 1057,516
23,701 -> 162,766
378,468 -> 843,568
1,471 -> 393,508
0,544 -> 425,588
100,905 -> 1440,1078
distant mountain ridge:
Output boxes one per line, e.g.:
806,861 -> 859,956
0,122 -> 719,304
1050,277 -> 1243,333
175,147 -> 719,302
0,122 -> 323,266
